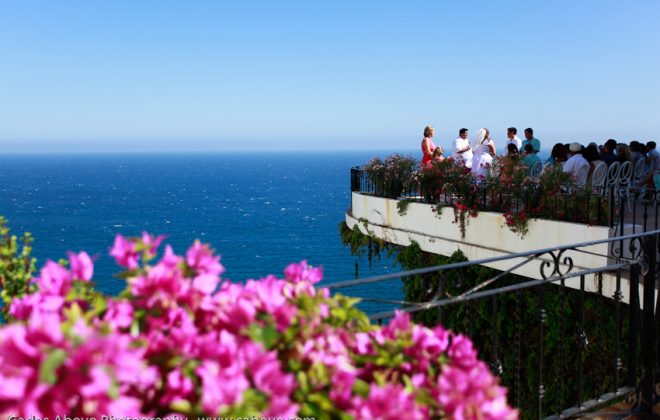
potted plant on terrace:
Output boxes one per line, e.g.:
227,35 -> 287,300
418,158 -> 479,237
364,154 -> 417,199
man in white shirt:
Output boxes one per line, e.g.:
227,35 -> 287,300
563,142 -> 589,186
452,128 -> 473,168
504,127 -> 522,155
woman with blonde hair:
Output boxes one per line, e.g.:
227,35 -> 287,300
421,125 -> 440,167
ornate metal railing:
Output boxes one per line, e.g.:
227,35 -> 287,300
350,166 -> 660,232
329,230 -> 659,418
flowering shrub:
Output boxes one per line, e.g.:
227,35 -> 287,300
0,232 -> 518,419
0,217 -> 36,320
503,210 -> 528,238
490,156 -> 528,188
360,154 -> 609,239
364,154 -> 417,199
419,159 -> 480,237
537,164 -> 574,192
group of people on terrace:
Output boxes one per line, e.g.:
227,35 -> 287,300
421,125 -> 659,188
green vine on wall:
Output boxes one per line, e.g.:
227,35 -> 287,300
339,221 -> 633,418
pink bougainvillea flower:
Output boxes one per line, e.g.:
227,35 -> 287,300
405,324 -> 450,372
387,310 -> 412,335
102,299 -> 134,330
353,332 -> 374,355
110,234 -> 139,269
186,240 -> 224,276
130,261 -> 186,304
0,234 -> 519,418
244,347 -> 298,417
141,231 -> 166,255
9,293 -> 65,320
192,273 -> 221,295
352,384 -> 426,420
329,370 -> 357,410
33,260 -> 72,296
284,260 -> 322,284
79,365 -> 112,398
161,368 -> 195,406
437,362 -> 517,420
161,244 -> 181,268
68,251 -> 94,281
447,333 -> 479,368
196,359 -> 249,413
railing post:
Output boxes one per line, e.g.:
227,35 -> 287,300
491,295 -> 502,377
614,270 -> 623,392
627,263 -> 640,387
538,285 -> 546,418
515,290 -> 522,407
642,197 -> 649,232
558,278 -> 565,411
609,187 -> 616,228
640,233 -> 657,414
577,274 -> 586,409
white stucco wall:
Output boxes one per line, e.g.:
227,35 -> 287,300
346,192 -> 652,306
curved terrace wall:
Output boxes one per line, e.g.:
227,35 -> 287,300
345,192 -> 638,303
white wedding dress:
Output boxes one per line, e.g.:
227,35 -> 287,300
471,129 -> 495,179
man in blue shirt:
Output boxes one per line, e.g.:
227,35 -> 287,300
521,144 -> 541,175
522,128 -> 541,154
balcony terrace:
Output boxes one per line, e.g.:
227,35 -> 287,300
335,164 -> 660,418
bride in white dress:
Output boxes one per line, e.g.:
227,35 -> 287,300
470,128 -> 496,179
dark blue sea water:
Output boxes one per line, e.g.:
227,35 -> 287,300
0,152 -> 405,313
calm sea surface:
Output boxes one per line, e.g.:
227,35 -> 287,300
0,152 -> 407,313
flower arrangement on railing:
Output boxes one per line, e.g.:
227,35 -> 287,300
489,155 -> 529,187
359,154 -> 609,238
489,160 -> 579,237
0,226 -> 518,419
364,153 -> 417,199
503,209 -> 529,237
537,163 -> 575,193
419,158 -> 479,237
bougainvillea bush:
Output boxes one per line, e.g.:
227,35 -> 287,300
0,232 -> 518,419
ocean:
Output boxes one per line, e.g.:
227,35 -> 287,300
0,149 -> 552,314
0,152 -> 405,313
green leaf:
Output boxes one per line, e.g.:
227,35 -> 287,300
170,399 -> 192,414
308,392 -> 335,412
247,323 -> 281,349
108,377 -> 120,399
297,371 -> 310,393
352,378 -> 370,397
130,318 -> 141,337
402,374 -> 414,393
39,349 -> 67,384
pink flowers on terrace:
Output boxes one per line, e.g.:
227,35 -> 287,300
0,233 -> 518,419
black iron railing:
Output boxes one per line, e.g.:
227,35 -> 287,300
330,230 -> 660,418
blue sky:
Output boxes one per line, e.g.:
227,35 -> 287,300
1,1 -> 658,152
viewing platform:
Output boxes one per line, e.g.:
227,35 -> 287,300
345,166 -> 660,305
336,164 -> 660,417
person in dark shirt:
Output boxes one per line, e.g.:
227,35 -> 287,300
546,143 -> 568,167
600,139 -> 618,166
